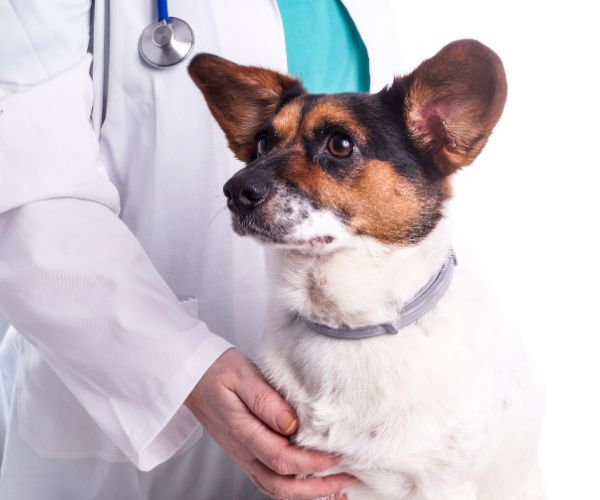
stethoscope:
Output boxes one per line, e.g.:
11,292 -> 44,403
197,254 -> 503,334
139,0 -> 194,68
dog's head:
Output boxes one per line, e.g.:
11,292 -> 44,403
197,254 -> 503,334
188,40 -> 506,252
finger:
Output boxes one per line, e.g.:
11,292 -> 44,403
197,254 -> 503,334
239,421 -> 340,475
249,459 -> 358,500
233,370 -> 299,435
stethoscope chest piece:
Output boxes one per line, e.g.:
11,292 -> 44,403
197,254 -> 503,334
139,17 -> 194,68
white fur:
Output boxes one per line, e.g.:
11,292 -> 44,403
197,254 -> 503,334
256,208 -> 545,499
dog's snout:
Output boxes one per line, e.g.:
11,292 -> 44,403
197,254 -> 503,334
240,183 -> 269,205
223,174 -> 271,215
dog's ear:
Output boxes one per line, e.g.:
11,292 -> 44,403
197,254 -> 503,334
388,40 -> 507,175
188,53 -> 305,163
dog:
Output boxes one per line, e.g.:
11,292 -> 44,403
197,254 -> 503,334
188,39 -> 545,500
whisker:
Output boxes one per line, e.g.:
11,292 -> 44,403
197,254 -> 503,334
208,205 -> 228,226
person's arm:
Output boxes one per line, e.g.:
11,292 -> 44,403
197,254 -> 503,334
0,52 -> 232,469
0,2 -> 238,470
0,59 -> 356,495
186,349 -> 358,499
0,6 -> 357,497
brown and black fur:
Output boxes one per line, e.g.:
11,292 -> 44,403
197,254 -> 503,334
188,39 -> 507,247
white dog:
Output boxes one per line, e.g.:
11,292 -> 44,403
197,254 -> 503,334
189,39 -> 545,499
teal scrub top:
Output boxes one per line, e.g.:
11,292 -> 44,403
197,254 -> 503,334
276,0 -> 370,93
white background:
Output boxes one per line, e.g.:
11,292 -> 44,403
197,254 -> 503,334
390,1 -> 600,498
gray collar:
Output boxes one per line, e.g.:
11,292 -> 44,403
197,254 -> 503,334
299,249 -> 457,340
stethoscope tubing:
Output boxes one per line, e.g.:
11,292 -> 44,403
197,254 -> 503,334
157,0 -> 169,22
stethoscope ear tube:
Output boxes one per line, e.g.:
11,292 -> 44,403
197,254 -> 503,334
139,0 -> 195,68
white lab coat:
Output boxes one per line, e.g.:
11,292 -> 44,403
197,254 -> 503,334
0,1 -> 400,498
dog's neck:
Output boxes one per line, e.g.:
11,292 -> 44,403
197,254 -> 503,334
268,221 -> 453,329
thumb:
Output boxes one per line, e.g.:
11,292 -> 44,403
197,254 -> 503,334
233,366 -> 298,436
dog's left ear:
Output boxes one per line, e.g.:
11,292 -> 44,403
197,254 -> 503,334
188,54 -> 305,163
389,39 -> 507,175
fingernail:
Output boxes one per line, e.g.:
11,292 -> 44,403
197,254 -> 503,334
341,474 -> 360,486
276,410 -> 298,434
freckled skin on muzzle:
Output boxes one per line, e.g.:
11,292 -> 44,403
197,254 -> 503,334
222,154 -> 318,245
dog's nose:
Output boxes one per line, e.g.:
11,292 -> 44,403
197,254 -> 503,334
223,176 -> 271,215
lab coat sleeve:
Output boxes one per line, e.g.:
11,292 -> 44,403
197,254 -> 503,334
0,57 -> 232,471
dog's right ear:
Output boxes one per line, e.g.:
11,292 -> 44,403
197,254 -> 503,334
188,54 -> 305,163
386,40 -> 507,176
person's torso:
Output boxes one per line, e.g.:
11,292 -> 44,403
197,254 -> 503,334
98,1 -> 290,356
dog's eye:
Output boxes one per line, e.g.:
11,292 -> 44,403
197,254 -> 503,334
256,135 -> 268,157
327,134 -> 354,158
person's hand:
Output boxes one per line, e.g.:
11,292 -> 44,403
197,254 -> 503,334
186,348 -> 357,499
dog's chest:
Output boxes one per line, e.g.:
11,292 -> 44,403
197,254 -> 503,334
259,294 -> 510,477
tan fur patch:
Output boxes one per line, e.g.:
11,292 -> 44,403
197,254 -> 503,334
284,157 -> 425,244
272,101 -> 302,140
302,101 -> 367,144
441,177 -> 453,198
